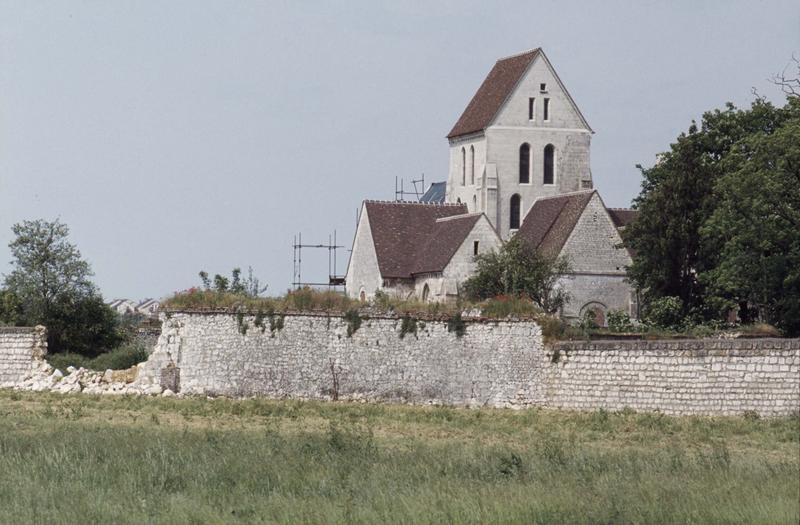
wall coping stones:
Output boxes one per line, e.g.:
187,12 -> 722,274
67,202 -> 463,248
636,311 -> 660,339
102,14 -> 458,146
161,307 -> 541,324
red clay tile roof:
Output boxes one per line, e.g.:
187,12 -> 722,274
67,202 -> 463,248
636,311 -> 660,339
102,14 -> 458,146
412,214 -> 482,274
447,49 -> 541,139
515,191 -> 595,258
607,208 -> 639,228
364,201 -> 469,279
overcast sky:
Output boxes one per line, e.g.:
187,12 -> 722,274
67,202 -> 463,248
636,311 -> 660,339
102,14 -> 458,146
1,1 -> 798,300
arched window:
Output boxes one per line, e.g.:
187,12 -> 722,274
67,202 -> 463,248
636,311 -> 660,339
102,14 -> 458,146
543,144 -> 555,185
359,289 -> 366,302
510,194 -> 521,230
470,146 -> 475,185
472,194 -> 477,211
461,147 -> 466,185
422,283 -> 430,302
519,143 -> 530,184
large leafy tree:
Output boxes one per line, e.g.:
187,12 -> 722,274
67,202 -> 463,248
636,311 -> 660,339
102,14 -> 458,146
462,237 -> 571,313
2,219 -> 123,355
701,98 -> 800,334
624,98 -> 795,321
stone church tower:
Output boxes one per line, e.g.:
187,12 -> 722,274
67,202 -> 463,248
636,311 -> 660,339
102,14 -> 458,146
446,49 -> 593,239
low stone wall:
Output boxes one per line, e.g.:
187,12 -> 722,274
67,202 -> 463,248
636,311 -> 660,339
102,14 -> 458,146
133,312 -> 800,417
0,326 -> 47,387
5,315 -> 793,416
136,312 -> 542,406
542,339 -> 800,417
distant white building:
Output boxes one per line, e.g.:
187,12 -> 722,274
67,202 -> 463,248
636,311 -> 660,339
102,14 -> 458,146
136,299 -> 160,318
106,298 -> 160,318
107,299 -> 137,315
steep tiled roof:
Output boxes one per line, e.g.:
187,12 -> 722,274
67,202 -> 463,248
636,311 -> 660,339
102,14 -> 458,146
515,191 -> 595,257
420,181 -> 447,203
607,208 -> 639,228
365,201 -> 468,279
412,214 -> 482,274
447,49 -> 541,139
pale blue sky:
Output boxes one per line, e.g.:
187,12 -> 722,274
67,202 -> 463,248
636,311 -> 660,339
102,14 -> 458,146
1,1 -> 798,300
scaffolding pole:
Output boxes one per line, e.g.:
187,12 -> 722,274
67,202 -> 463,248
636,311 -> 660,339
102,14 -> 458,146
292,230 -> 346,290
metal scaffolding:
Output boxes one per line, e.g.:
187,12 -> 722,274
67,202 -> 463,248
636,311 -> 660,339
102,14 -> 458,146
394,174 -> 426,201
291,230 -> 346,290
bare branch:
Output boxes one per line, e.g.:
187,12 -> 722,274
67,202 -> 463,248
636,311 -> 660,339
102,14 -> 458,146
771,54 -> 800,97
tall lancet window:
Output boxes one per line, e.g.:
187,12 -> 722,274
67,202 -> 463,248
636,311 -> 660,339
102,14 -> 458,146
543,144 -> 555,185
510,194 -> 521,230
519,143 -> 530,183
461,147 -> 466,185
470,146 -> 475,185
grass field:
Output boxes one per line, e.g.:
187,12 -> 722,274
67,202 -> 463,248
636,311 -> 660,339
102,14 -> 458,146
0,391 -> 797,524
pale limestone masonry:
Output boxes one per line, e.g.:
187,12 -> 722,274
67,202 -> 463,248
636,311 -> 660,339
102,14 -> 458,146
134,312 -> 800,417
542,339 -> 800,417
136,312 -> 543,406
0,326 -> 47,387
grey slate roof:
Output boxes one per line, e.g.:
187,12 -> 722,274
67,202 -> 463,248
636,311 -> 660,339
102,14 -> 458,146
420,182 -> 447,203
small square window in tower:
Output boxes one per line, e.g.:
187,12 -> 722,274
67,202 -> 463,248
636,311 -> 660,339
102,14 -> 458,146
540,83 -> 547,92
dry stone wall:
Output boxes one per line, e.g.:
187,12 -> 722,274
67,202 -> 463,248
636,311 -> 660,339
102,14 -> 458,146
0,326 -> 47,387
134,312 -> 800,416
542,339 -> 799,417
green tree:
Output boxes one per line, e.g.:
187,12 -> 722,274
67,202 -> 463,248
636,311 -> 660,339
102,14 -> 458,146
701,98 -> 800,334
0,289 -> 23,326
624,99 -> 794,321
2,219 -> 123,355
462,237 -> 571,313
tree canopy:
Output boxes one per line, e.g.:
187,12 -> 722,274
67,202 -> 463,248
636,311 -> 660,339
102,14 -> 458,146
1,219 -> 123,354
625,96 -> 800,334
462,237 -> 571,313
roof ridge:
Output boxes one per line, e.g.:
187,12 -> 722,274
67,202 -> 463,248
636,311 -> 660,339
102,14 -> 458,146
364,199 -> 464,207
607,207 -> 636,211
434,212 -> 482,223
495,47 -> 540,62
532,189 -> 595,203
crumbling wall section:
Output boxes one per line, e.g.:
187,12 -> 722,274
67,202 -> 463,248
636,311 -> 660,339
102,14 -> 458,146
0,326 -> 47,386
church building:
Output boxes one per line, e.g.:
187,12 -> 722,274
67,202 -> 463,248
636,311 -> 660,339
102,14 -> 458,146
345,48 -> 638,324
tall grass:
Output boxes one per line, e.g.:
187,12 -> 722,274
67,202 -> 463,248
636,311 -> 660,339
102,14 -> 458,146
0,391 -> 797,524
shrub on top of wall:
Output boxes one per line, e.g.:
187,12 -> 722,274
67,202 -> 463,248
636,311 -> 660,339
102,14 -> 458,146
607,310 -> 634,332
479,295 -> 542,319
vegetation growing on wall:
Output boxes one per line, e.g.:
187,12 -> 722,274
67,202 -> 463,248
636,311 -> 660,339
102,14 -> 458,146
447,312 -> 466,338
399,315 -> 418,339
343,309 -> 362,337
